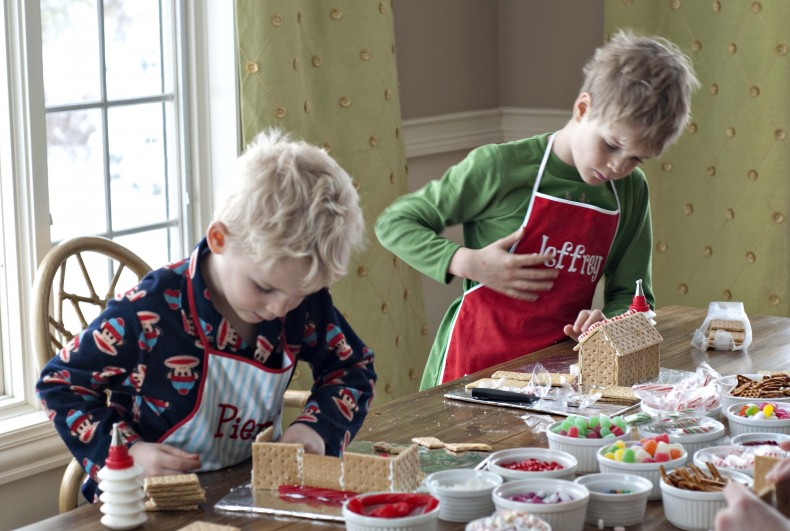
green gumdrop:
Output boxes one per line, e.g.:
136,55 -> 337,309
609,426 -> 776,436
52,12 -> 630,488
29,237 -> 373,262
600,416 -> 613,428
551,425 -> 562,433
600,426 -> 611,436
746,405 -> 759,416
612,417 -> 626,428
560,420 -> 573,431
575,418 -> 587,429
622,448 -> 636,463
588,416 -> 600,428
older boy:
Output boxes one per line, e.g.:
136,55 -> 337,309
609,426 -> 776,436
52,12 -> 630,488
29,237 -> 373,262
375,30 -> 699,388
37,129 -> 374,500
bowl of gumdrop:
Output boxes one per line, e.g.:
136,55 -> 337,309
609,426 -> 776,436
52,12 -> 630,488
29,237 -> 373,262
546,415 -> 630,474
596,435 -> 687,500
725,402 -> 790,437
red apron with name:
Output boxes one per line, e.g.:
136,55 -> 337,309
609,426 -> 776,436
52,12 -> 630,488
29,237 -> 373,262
440,134 -> 621,383
159,251 -> 295,470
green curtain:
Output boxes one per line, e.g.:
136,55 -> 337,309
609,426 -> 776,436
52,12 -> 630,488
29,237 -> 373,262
235,1 -> 431,406
606,1 -> 790,316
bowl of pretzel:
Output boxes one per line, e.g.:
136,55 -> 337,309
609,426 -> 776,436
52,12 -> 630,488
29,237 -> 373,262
716,373 -> 790,410
659,463 -> 752,531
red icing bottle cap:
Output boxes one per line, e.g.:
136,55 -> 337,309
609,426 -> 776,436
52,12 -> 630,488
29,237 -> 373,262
105,423 -> 134,470
629,279 -> 650,313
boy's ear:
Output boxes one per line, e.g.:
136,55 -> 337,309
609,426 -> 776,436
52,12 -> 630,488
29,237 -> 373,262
206,221 -> 229,254
574,92 -> 592,121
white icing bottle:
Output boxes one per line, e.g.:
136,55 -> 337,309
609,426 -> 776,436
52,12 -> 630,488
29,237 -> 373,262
629,279 -> 657,326
97,423 -> 147,530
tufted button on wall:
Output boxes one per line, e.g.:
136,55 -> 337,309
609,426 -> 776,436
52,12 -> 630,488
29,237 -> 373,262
748,169 -> 759,181
712,1 -> 721,12
657,241 -> 668,253
360,49 -> 371,61
384,88 -> 392,101
421,324 -> 429,335
303,101 -> 310,113
703,246 -> 713,257
352,179 -> 360,191
723,290 -> 732,301
379,2 -> 387,14
728,43 -> 737,54
710,83 -> 718,95
329,9 -> 343,20
395,335 -> 400,347
707,165 -> 716,176
245,61 -> 259,74
746,252 -> 756,263
691,40 -> 702,52
403,288 -> 410,300
369,135 -> 379,147
770,294 -> 782,306
725,208 -> 735,220
678,284 -> 688,295
311,55 -> 322,67
670,0 -> 681,9
409,369 -> 417,380
776,129 -> 787,140
725,127 -> 736,138
385,383 -> 392,394
322,142 -> 332,153
392,256 -> 398,267
339,96 -> 351,107
749,86 -> 760,97
271,14 -> 283,27
395,127 -> 400,139
774,212 -> 785,223
275,106 -> 287,119
389,171 -> 396,184
662,162 -> 673,172
751,1 -> 762,13
684,203 -> 694,215
357,266 -> 368,277
381,302 -> 389,313
292,58 -> 299,71
778,43 -> 788,55
297,12 -> 302,24
688,122 -> 698,134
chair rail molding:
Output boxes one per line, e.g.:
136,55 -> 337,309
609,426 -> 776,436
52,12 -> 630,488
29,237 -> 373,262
402,107 -> 568,158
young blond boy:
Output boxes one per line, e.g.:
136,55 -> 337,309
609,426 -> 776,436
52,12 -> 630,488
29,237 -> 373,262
375,30 -> 700,389
37,129 -> 375,501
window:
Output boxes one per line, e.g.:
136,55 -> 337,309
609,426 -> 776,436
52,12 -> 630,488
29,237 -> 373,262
0,0 -> 236,484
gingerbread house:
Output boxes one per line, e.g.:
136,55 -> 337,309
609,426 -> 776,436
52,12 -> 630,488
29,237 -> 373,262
251,434 -> 423,493
574,311 -> 662,387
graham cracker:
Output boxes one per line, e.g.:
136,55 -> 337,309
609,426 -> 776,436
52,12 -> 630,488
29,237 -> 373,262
251,442 -> 304,490
599,385 -> 639,405
302,453 -> 342,490
709,319 -> 745,332
464,378 -> 529,391
342,444 -> 422,493
177,523 -> 241,531
144,473 -> 200,492
754,455 -> 783,494
411,436 -> 444,449
372,442 -> 410,455
444,442 -> 492,453
489,371 -> 576,386
145,500 -> 199,511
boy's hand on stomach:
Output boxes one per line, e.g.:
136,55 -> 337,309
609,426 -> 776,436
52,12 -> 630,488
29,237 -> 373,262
128,441 -> 201,477
451,227 -> 557,301
280,423 -> 325,455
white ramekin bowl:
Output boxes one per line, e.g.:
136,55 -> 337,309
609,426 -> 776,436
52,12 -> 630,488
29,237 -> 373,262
492,478 -> 589,531
574,472 -> 653,527
487,447 -> 578,481
423,468 -> 503,523
637,414 -> 726,455
596,441 -> 687,500
660,469 -> 752,531
724,402 -> 790,437
546,421 -> 628,474
343,492 -> 440,531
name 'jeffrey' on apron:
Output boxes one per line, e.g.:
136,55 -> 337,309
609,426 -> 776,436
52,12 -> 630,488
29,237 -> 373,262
439,133 -> 621,384
159,252 -> 295,470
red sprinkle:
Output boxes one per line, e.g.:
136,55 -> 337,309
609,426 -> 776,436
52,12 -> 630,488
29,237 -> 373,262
278,485 -> 358,507
500,458 -> 565,472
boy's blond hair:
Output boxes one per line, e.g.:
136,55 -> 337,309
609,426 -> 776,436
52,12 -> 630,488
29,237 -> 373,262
215,129 -> 365,289
582,29 -> 700,155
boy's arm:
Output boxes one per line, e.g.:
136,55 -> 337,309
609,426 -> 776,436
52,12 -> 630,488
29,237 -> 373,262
602,170 -> 655,316
289,291 -> 376,457
35,296 -> 143,478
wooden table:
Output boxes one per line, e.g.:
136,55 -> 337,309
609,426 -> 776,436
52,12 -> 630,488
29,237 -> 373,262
21,305 -> 790,530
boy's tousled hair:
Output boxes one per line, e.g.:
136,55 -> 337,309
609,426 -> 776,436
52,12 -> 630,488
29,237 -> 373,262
215,129 -> 365,289
582,29 -> 700,155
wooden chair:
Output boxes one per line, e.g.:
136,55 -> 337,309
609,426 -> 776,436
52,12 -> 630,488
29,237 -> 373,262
31,235 -> 308,511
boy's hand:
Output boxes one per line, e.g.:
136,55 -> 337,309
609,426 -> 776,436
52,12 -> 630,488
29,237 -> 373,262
450,227 -> 557,301
563,309 -> 606,341
128,441 -> 201,477
715,481 -> 790,531
280,423 -> 325,455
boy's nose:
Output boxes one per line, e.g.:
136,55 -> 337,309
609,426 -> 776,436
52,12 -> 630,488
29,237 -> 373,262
267,295 -> 291,318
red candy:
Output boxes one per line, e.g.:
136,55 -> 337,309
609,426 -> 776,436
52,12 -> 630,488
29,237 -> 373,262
501,458 -> 565,472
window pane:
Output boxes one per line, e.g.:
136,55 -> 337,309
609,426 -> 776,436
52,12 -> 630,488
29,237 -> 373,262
46,109 -> 108,241
108,103 -> 169,231
115,228 -> 178,272
40,0 -> 101,106
104,0 -> 164,100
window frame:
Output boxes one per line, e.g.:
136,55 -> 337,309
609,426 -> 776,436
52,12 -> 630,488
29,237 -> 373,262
0,0 -> 239,485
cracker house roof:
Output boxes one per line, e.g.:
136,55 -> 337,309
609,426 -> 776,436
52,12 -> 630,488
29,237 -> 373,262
574,311 -> 662,354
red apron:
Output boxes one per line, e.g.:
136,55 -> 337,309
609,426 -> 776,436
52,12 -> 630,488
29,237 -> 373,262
440,133 -> 621,383
159,249 -> 295,470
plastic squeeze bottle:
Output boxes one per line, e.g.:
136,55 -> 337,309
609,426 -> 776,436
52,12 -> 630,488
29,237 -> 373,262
629,279 -> 656,326
97,423 -> 147,530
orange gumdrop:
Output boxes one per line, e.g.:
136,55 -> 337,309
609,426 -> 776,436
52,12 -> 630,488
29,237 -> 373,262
669,447 -> 682,460
642,439 -> 658,456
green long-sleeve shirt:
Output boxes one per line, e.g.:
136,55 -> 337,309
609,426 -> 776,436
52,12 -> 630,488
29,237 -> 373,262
376,133 -> 655,389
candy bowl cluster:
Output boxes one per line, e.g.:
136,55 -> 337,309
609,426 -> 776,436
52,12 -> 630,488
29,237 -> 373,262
486,447 -> 577,481
492,478 -> 590,531
637,414 -> 726,455
660,467 -> 752,531
343,492 -> 440,531
465,510 -> 551,531
693,444 -> 786,477
423,469 -> 503,523
596,436 -> 687,500
724,402 -> 790,436
546,414 -> 630,473
573,472 -> 653,528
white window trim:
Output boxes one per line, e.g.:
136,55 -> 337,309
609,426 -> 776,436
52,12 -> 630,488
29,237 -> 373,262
0,0 -> 240,486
